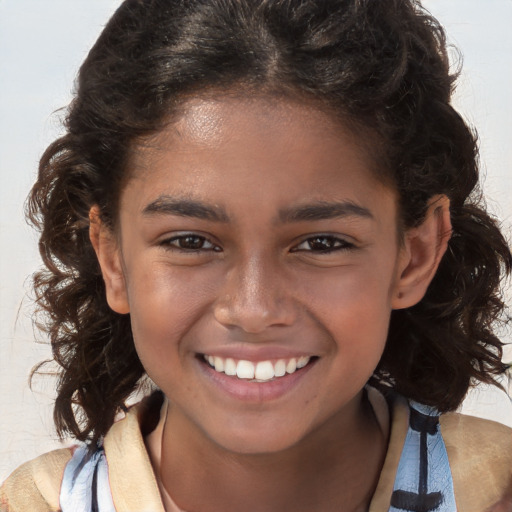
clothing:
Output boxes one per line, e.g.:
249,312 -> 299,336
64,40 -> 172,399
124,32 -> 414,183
2,389 -> 511,512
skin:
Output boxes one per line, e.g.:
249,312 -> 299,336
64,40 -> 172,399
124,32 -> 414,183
90,95 -> 451,512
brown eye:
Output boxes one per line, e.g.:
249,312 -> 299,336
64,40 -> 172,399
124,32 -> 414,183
162,234 -> 220,252
177,235 -> 206,249
293,236 -> 353,253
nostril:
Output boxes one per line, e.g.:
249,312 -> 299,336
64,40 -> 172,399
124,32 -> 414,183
213,297 -> 296,333
212,261 -> 296,332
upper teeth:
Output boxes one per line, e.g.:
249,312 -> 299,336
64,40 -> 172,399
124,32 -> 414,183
204,355 -> 311,382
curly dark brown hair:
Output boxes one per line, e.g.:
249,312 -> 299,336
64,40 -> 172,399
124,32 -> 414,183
27,0 -> 511,446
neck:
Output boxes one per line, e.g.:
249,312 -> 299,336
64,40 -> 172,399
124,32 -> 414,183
156,392 -> 388,512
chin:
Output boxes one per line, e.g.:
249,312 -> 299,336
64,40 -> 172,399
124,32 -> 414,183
205,421 -> 309,456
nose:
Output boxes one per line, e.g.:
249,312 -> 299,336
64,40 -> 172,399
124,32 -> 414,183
213,255 -> 296,334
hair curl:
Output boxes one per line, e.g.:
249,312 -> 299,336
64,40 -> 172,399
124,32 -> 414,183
27,0 -> 511,445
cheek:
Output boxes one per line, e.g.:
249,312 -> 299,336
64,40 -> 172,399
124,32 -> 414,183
301,264 -> 395,357
305,259 -> 396,315
125,265 -> 216,361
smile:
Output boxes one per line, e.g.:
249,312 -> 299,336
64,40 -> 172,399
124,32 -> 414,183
202,354 -> 312,383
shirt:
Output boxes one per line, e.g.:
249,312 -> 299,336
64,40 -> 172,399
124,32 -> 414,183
2,388 -> 512,511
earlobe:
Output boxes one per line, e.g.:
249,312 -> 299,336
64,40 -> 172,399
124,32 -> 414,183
89,206 -> 130,314
392,195 -> 452,310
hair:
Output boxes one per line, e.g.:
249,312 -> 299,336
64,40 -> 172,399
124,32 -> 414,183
27,0 -> 511,446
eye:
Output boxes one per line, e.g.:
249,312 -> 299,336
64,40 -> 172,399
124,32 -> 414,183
161,233 -> 221,252
292,235 -> 354,253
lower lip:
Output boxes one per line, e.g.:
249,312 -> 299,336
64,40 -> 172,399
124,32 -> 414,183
197,357 -> 317,402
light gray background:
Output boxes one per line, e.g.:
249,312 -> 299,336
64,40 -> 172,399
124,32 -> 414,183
1,0 -> 511,481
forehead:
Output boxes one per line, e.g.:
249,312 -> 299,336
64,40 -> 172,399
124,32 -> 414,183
172,96 -> 337,146
123,95 -> 396,221
130,94 -> 380,172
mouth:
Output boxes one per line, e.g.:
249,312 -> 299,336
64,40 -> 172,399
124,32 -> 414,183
200,354 -> 317,383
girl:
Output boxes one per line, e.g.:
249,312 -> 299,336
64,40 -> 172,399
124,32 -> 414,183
2,0 -> 512,511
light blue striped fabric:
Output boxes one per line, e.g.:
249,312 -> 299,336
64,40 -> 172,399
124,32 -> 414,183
60,444 -> 116,512
389,402 -> 456,512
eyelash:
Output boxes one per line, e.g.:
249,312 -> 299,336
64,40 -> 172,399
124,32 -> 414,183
161,234 -> 221,252
292,235 -> 355,254
160,233 -> 354,254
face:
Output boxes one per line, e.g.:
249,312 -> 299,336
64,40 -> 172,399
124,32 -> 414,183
97,96 -> 412,454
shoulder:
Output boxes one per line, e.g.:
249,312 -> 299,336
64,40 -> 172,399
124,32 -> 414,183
440,410 -> 512,455
1,447 -> 73,512
440,412 -> 512,511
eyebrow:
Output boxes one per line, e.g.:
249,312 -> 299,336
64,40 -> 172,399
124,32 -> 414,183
142,196 -> 230,222
142,196 -> 374,224
278,200 -> 374,223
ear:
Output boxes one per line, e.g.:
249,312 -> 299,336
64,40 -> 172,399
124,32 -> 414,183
89,206 -> 130,314
392,195 -> 452,310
